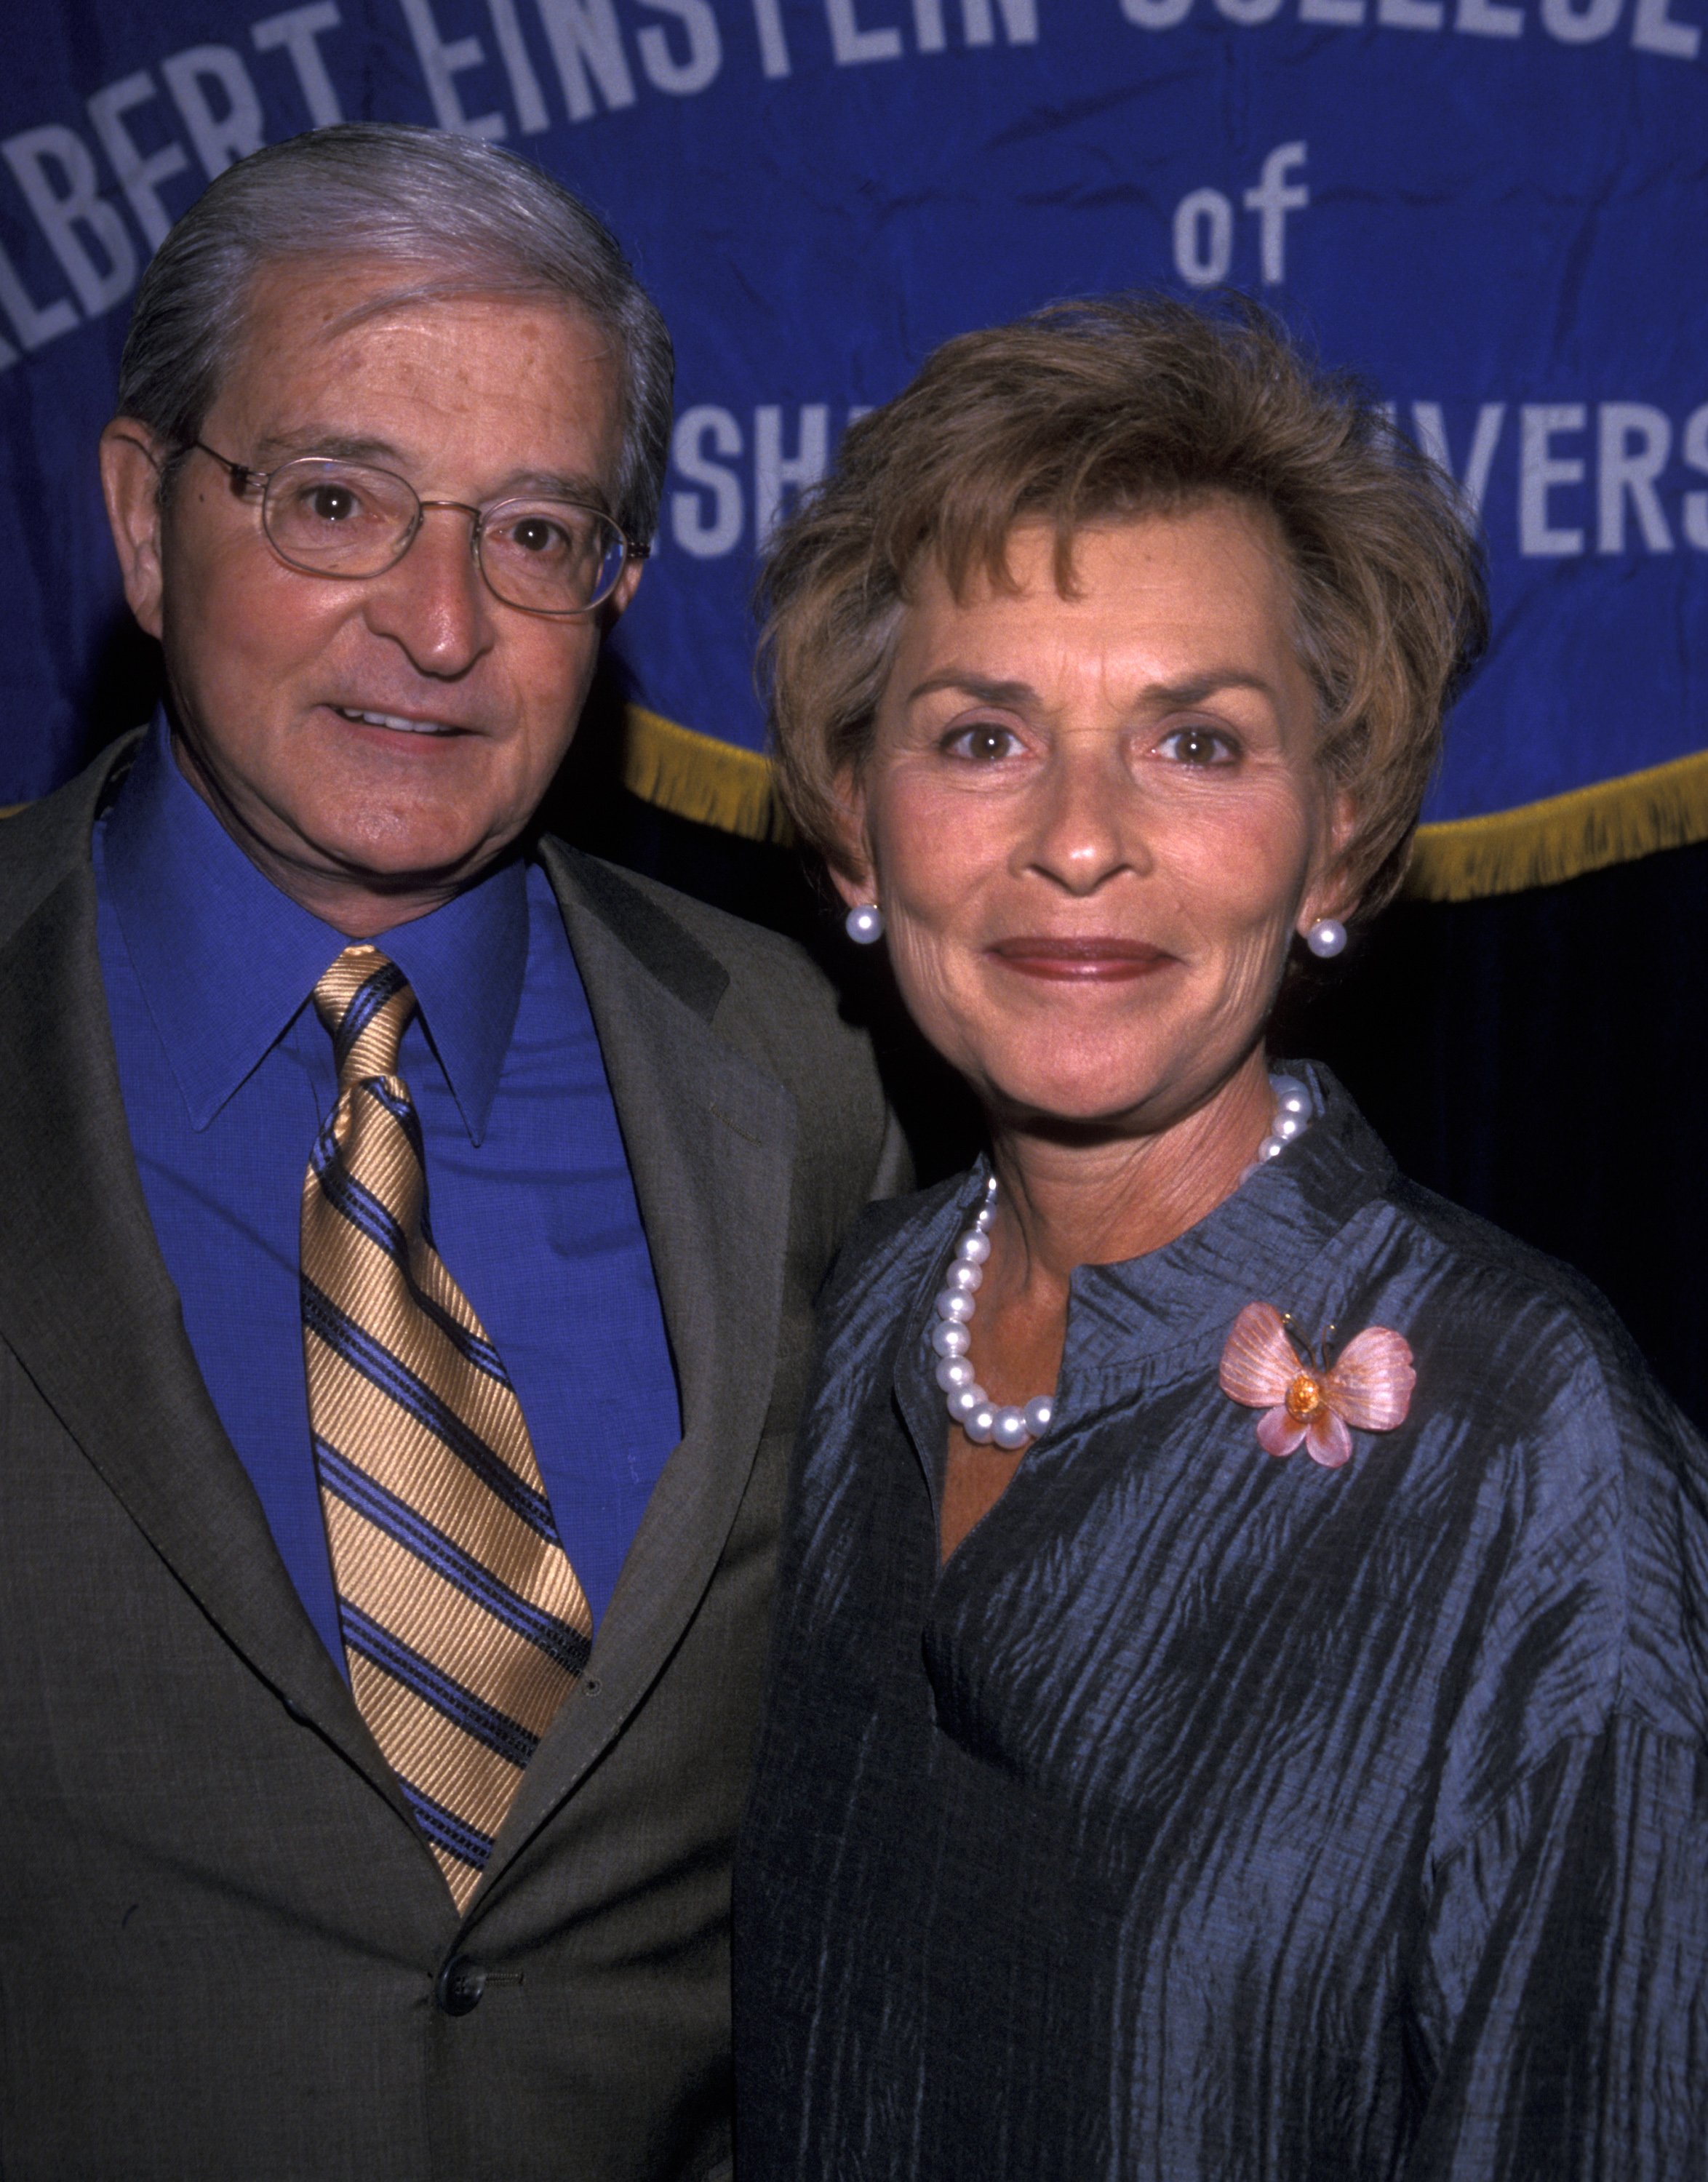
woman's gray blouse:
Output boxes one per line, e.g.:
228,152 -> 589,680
733,1069 -> 1708,2181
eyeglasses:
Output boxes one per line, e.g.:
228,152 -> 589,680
188,439 -> 643,616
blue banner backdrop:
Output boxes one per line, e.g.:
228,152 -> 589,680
2,0 -> 1704,891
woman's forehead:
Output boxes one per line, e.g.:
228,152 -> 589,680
898,505 -> 1298,653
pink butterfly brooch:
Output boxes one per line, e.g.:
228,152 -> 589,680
1218,1302 -> 1416,1468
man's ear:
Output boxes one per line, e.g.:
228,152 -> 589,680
597,553 -> 645,630
1297,786 -> 1360,938
99,418 -> 171,640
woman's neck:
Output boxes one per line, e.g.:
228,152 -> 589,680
984,1055 -> 1277,1306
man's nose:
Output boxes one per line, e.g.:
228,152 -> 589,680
1021,736 -> 1149,894
359,503 -> 495,677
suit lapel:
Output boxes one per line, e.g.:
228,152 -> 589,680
0,772 -> 798,1906
0,772 -> 416,1826
479,844 -> 797,1888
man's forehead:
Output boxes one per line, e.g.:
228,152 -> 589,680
241,255 -> 615,361
208,257 -> 626,487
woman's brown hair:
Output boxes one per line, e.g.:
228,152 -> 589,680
761,294 -> 1488,918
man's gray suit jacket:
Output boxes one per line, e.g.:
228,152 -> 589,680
0,736 -> 903,2181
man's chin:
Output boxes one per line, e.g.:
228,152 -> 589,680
330,834 -> 510,894
230,813 -> 514,930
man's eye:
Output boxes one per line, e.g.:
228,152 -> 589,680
304,483 -> 360,524
506,516 -> 570,557
1157,725 -> 1237,766
944,723 -> 1021,762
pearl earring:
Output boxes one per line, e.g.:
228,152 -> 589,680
845,903 -> 884,946
1306,918 -> 1347,959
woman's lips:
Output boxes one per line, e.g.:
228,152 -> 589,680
986,937 -> 1177,983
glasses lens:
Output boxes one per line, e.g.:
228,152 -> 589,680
263,460 -> 417,575
478,501 -> 628,613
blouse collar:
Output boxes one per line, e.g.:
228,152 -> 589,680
1063,1066 -> 1397,1381
895,1066 -> 1400,1470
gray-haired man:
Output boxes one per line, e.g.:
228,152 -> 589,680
0,124 -> 899,2180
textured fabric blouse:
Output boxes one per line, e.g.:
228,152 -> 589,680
734,1070 -> 1708,2182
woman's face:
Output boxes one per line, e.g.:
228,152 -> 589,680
837,500 -> 1352,1134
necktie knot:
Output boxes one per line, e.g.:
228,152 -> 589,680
313,944 -> 416,1088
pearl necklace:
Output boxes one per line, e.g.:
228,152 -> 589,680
928,1072 -> 1314,1450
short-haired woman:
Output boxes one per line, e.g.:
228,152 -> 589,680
733,297 -> 1708,2181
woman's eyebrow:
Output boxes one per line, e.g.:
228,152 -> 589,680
904,671 -> 1039,707
1143,671 -> 1280,707
905,668 -> 1281,708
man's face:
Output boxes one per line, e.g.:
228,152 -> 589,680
102,257 -> 639,932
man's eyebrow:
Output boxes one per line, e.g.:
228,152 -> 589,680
250,430 -> 404,469
492,468 -> 613,510
246,433 -> 612,510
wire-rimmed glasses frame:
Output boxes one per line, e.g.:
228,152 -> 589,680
188,438 -> 644,618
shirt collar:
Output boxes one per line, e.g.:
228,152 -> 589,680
100,714 -> 528,1142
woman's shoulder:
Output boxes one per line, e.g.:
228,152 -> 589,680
1256,1077 -> 1676,1482
1355,1164 -> 1708,1753
818,1172 -> 971,1319
1368,1167 -> 1672,1429
1380,1165 -> 1623,1324
798,1172 -> 986,1406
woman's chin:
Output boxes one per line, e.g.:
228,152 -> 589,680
977,1063 -> 1193,1137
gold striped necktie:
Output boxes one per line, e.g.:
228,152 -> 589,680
300,944 -> 592,1911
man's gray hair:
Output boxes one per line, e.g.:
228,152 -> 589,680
116,122 -> 674,546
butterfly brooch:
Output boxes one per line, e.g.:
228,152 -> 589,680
1218,1301 -> 1416,1468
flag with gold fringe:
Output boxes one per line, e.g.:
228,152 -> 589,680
1,3 -> 1702,897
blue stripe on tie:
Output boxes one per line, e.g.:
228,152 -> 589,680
367,1074 -> 412,1116
365,1075 -> 420,1138
301,1278 -> 557,1539
359,1079 -> 431,1235
341,1602 -> 540,1769
398,1778 -> 493,1871
308,1143 -> 508,1381
316,1439 -> 590,1677
335,961 -> 409,1070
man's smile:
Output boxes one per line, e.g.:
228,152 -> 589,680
330,705 -> 468,737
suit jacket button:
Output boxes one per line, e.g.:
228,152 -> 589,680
436,1956 -> 486,2016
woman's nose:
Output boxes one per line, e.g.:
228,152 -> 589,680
360,503 -> 495,677
1021,736 -> 1146,893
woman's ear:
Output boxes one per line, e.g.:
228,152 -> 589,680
1297,786 -> 1359,937
99,420 -> 171,640
824,769 -> 878,911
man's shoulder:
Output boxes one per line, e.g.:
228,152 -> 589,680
0,739 -> 127,941
548,844 -> 815,983
538,842 -> 894,1144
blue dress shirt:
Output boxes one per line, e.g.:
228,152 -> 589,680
93,718 -> 680,1663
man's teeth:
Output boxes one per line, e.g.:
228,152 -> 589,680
335,707 -> 454,735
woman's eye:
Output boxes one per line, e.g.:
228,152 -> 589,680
1157,724 -> 1237,766
944,722 -> 1021,763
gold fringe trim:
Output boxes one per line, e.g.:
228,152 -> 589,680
621,706 -> 794,844
7,713 -> 1701,902
1405,746 -> 1708,902
623,706 -> 1708,901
